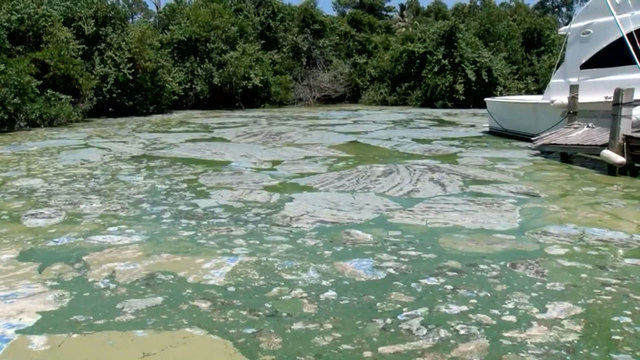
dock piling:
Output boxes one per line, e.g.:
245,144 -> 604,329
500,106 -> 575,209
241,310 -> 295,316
532,87 -> 640,177
607,88 -> 634,157
567,84 -> 579,124
602,88 -> 634,174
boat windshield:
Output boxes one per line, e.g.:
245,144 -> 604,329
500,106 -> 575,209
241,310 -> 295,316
580,28 -> 640,70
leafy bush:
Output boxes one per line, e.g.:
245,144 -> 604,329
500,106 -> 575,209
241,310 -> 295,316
0,58 -> 80,131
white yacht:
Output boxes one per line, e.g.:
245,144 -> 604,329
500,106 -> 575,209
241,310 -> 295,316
485,0 -> 640,139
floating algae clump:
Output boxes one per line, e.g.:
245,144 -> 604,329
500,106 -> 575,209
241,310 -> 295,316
389,197 -> 520,230
439,234 -> 539,253
334,258 -> 387,281
1,107 -> 639,360
295,164 -> 465,198
276,192 -> 400,229
20,208 -> 65,227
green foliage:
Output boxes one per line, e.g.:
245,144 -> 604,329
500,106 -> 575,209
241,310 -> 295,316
0,0 -> 88,130
90,22 -> 179,116
117,0 -> 152,23
221,43 -> 274,108
0,0 -> 563,131
333,0 -> 394,19
362,0 -> 560,107
0,58 -> 41,130
163,0 -> 245,108
363,21 -> 508,108
423,0 -> 449,21
534,0 -> 574,25
31,22 -> 93,111
0,58 -> 79,131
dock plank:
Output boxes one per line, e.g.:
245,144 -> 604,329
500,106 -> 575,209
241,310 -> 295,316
532,123 -> 609,151
533,123 -> 609,149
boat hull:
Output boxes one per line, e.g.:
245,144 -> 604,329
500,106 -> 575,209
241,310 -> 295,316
485,95 -> 613,140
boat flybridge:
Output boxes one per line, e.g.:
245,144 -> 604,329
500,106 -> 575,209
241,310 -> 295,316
485,0 -> 640,139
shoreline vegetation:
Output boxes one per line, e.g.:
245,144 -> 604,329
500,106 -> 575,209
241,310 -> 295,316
0,0 -> 568,132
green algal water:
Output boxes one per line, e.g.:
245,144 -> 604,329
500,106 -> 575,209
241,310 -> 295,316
0,107 -> 638,359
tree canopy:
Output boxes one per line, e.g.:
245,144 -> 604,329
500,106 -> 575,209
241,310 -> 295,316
0,0 -> 563,131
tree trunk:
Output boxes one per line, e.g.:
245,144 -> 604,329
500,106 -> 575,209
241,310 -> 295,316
152,0 -> 162,27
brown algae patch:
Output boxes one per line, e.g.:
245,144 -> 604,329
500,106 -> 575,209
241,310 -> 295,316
275,158 -> 332,174
377,328 -> 451,355
83,245 -> 247,285
0,248 -> 39,290
276,192 -> 400,229
0,248 -> 70,350
20,208 -> 65,227
503,320 -> 583,343
40,263 -> 79,281
358,138 -> 461,156
150,142 -> 328,162
450,338 -> 490,359
526,224 -> 640,247
212,125 -> 355,145
507,259 -> 548,279
83,245 -> 147,283
198,171 -> 279,189
257,331 -> 282,350
535,302 -> 584,320
295,164 -> 464,198
334,258 -> 387,281
341,229 -> 377,246
389,197 -> 520,230
116,296 -> 164,314
0,330 -> 246,360
193,189 -> 280,208
439,234 -> 539,253
467,184 -> 542,198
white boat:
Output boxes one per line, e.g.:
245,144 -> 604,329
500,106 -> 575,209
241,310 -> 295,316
485,0 -> 640,139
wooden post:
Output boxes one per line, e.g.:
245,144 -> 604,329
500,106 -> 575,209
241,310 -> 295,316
560,85 -> 577,164
603,88 -> 634,175
620,89 -> 634,137
567,84 -> 579,124
608,88 -> 634,155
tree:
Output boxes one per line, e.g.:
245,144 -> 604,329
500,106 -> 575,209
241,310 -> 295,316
424,0 -> 448,21
534,0 -> 574,25
333,0 -> 394,19
0,0 -> 91,130
117,0 -> 151,23
151,0 -> 162,14
394,0 -> 423,31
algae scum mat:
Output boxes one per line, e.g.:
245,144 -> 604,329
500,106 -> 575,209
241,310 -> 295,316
0,107 -> 638,360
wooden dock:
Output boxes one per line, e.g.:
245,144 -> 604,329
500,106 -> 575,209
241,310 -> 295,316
532,122 -> 609,155
531,87 -> 640,176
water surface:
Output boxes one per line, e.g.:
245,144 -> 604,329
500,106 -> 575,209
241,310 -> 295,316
0,107 -> 638,359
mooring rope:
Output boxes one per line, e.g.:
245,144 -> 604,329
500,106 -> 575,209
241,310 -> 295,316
536,112 -> 571,135
486,107 -> 569,137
